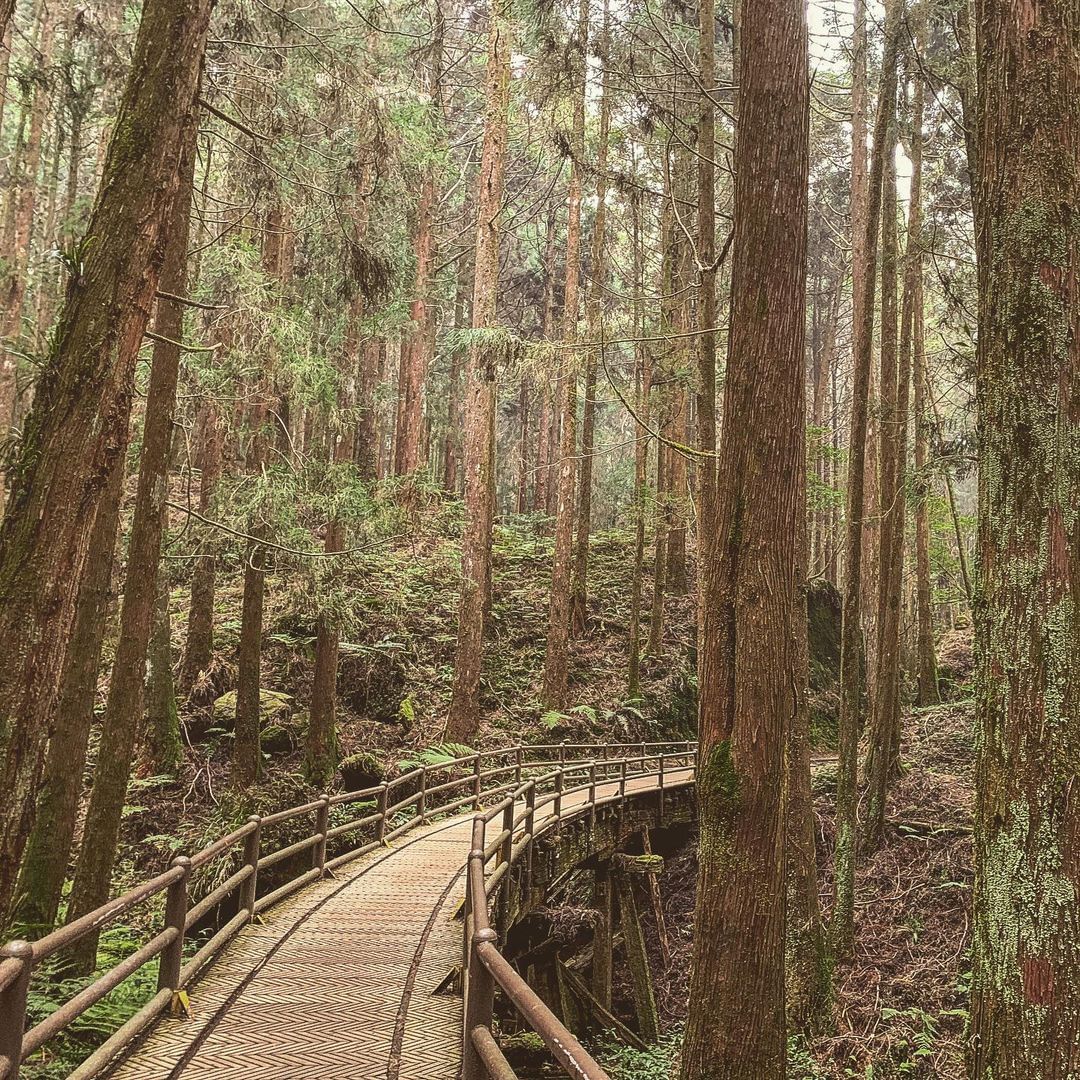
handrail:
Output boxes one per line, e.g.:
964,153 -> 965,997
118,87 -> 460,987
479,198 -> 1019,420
461,744 -> 698,1080
0,739 -> 695,1079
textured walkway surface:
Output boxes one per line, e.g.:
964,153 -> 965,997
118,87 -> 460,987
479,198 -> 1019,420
109,769 -> 689,1080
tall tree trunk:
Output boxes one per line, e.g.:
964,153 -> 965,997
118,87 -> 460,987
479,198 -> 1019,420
868,43 -> 924,841
812,277 -> 842,578
533,212 -> 557,517
864,101 -> 903,847
179,401 -> 222,694
65,131 -> 198,970
443,246 -> 470,493
830,0 -> 902,959
307,360 -> 360,788
647,161 -> 675,659
233,535 -> 266,787
357,335 -> 380,485
444,0 -> 511,741
786,491 -> 827,1032
541,0 -> 587,710
627,184 -> 648,696
0,0 -> 211,923
0,2 -> 55,453
516,378 -> 530,514
569,2 -> 610,635
970,2 -> 1080,1074
396,159 -> 437,475
912,282 -> 939,706
682,0 -> 809,1071
9,457 -> 124,933
146,561 -> 181,776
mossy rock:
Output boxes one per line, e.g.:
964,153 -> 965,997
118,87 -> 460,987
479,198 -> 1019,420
339,751 -> 385,791
212,688 -> 293,731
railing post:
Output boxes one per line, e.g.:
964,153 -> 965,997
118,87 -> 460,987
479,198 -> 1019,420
461,926 -> 498,1080
523,781 -> 536,898
497,802 -> 514,936
463,816 -> 485,980
240,815 -> 261,917
419,767 -> 428,823
558,743 -> 565,767
588,762 -> 597,830
377,782 -> 389,843
554,768 -> 565,822
639,740 -> 646,776
157,856 -> 191,995
657,753 -> 666,825
0,940 -> 33,1079
313,795 -> 330,874
473,754 -> 482,809
620,757 -> 627,799
514,745 -> 523,785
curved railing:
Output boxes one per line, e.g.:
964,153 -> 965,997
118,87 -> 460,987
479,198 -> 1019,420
461,742 -> 698,1080
0,740 -> 695,1079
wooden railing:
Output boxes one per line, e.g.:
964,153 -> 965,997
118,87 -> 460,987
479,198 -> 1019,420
0,740 -> 695,1079
461,742 -> 698,1080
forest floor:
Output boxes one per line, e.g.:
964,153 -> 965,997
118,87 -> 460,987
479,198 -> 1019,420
92,519 -> 700,904
606,695 -> 975,1080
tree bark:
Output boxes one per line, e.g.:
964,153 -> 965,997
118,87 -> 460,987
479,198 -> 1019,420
9,456 -> 123,933
864,103 -> 903,848
146,561 -> 181,776
682,0 -> 808,1073
912,275 -> 939,706
0,1 -> 54,453
0,0 -> 210,923
445,0 -> 511,740
831,0 -> 901,959
570,2 -> 610,635
534,211 -> 557,517
395,157 -> 437,475
628,184 -> 648,696
179,401 -> 222,694
65,129 -> 199,970
516,378 -> 530,514
541,0 -> 587,710
970,1 -> 1080,1074
868,43 -> 924,841
233,536 -> 266,787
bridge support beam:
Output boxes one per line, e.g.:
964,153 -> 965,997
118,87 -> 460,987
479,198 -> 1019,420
615,866 -> 660,1044
591,863 -> 612,1011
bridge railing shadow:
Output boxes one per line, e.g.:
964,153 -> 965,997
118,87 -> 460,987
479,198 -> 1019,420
0,741 -> 695,1079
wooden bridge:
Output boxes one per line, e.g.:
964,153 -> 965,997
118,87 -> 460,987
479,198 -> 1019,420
0,742 -> 697,1080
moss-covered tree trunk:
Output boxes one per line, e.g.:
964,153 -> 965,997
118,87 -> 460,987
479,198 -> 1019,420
970,1 -> 1080,1073
146,562 -> 181,776
10,457 -> 123,933
65,129 -> 199,970
681,0 -> 809,1073
445,0 -> 511,740
0,0 -> 211,924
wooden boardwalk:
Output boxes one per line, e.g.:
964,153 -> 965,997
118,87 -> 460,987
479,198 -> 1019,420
108,769 -> 689,1080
